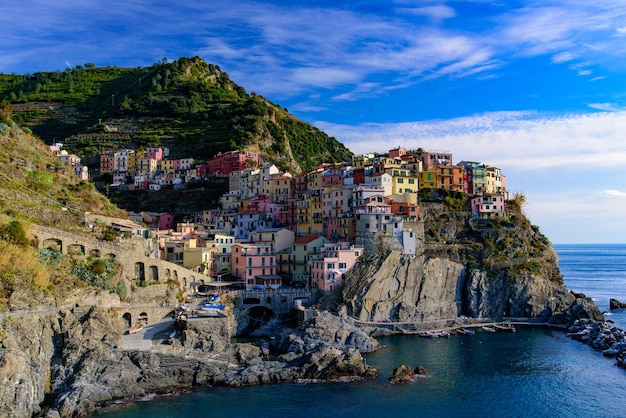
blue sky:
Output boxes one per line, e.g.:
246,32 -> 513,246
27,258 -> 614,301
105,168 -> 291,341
2,0 -> 626,244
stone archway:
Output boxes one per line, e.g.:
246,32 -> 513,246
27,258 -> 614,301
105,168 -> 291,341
106,253 -> 116,259
122,312 -> 132,328
42,238 -> 63,253
67,243 -> 85,256
243,305 -> 275,335
90,249 -> 101,258
149,265 -> 159,281
135,262 -> 145,284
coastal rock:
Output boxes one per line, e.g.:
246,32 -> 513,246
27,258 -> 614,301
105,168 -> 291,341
1,304 -> 381,417
563,292 -> 605,323
388,365 -> 428,384
341,249 -> 583,325
567,318 -> 626,367
273,311 -> 380,380
609,298 -> 626,310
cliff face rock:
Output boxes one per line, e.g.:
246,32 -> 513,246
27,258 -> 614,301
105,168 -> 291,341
341,249 -> 601,325
0,306 -> 379,417
0,315 -> 56,417
341,202 -> 604,325
342,252 -> 464,322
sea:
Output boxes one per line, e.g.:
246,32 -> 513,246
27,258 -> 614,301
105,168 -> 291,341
93,244 -> 626,418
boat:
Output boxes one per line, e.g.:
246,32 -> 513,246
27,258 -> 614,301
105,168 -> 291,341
418,331 -> 435,339
493,323 -> 516,332
201,303 -> 225,310
482,326 -> 497,333
127,324 -> 144,334
457,327 -> 475,336
196,302 -> 227,317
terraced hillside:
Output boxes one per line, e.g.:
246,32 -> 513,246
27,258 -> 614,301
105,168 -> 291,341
0,57 -> 353,173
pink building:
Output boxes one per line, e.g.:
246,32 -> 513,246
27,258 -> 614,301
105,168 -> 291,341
309,243 -> 364,292
231,243 -> 278,290
321,167 -> 345,188
208,151 -> 260,176
388,147 -> 407,158
145,147 -> 164,161
141,212 -> 174,230
470,194 -> 506,219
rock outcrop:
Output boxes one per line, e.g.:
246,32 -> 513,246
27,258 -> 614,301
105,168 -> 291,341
567,318 -> 626,368
341,202 -> 604,326
0,307 -> 379,417
388,365 -> 428,384
610,298 -> 626,310
340,249 -> 588,324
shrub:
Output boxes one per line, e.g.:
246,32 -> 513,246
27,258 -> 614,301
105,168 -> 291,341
0,221 -> 29,247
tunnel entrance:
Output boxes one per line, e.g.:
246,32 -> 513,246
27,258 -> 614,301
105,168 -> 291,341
244,306 -> 275,335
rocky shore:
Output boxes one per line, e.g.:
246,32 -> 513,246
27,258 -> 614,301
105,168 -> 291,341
0,308 -> 379,417
567,318 -> 626,369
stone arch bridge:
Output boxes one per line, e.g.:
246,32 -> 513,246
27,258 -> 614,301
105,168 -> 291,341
229,288 -> 319,332
33,225 -> 209,290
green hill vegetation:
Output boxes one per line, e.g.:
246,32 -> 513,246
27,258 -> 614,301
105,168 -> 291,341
0,57 -> 353,172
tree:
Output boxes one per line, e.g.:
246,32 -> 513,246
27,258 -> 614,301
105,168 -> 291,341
0,221 -> 29,247
0,100 -> 12,123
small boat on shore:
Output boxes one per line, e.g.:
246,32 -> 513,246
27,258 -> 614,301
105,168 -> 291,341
457,327 -> 475,336
482,326 -> 497,333
127,324 -> 144,334
196,303 -> 226,317
418,331 -> 435,339
493,324 -> 516,332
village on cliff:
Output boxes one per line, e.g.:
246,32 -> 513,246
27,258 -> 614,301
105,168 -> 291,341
50,144 -> 507,293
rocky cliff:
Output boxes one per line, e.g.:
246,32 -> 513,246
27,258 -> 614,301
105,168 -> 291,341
339,200 -> 604,326
0,307 -> 378,417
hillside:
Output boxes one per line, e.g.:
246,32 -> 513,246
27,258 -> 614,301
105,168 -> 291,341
0,57 -> 353,173
0,118 -> 128,308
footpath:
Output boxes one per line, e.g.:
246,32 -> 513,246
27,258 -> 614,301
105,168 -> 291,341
121,317 -> 175,351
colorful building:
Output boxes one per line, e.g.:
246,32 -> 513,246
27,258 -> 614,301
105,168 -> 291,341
231,243 -> 278,289
309,242 -> 364,292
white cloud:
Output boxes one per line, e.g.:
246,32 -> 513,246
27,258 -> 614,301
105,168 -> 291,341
603,190 -> 626,198
552,52 -> 576,63
588,102 -> 625,111
398,5 -> 456,20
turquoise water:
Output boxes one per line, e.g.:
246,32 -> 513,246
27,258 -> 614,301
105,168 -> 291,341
93,244 -> 626,418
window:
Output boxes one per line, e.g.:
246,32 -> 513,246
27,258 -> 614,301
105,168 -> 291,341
327,263 -> 335,269
339,262 -> 346,269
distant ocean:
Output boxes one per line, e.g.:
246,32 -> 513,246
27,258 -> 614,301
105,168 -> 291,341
92,244 -> 626,418
555,244 -> 626,329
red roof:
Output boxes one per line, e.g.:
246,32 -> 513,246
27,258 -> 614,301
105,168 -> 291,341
294,234 -> 323,245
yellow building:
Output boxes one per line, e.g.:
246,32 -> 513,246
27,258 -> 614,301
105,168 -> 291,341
388,168 -> 419,194
263,173 -> 295,204
419,170 -> 438,190
158,159 -> 174,173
